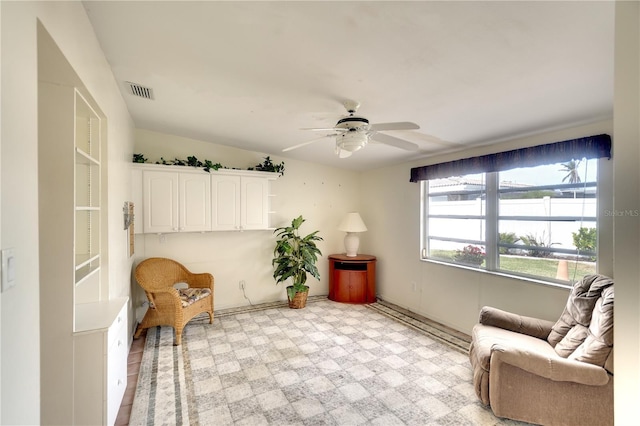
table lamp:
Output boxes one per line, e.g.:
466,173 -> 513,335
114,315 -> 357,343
338,212 -> 368,257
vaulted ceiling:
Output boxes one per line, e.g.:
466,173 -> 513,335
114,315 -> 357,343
83,1 -> 614,171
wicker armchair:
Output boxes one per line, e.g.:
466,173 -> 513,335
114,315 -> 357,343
134,257 -> 214,345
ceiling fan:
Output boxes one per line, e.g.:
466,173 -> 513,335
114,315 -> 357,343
283,100 -> 421,158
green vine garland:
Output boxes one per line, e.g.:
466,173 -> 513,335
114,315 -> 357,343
133,154 -> 284,176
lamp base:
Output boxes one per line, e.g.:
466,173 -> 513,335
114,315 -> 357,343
344,232 -> 360,257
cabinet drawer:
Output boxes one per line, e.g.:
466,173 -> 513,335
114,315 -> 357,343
108,303 -> 127,347
107,305 -> 128,425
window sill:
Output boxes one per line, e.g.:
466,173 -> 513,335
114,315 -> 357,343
420,257 -> 573,290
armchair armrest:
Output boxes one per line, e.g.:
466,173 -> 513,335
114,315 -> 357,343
187,272 -> 214,290
479,306 -> 554,340
145,287 -> 183,310
491,345 -> 610,386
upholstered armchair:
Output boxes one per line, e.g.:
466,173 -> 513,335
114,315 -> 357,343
134,257 -> 214,345
469,274 -> 613,425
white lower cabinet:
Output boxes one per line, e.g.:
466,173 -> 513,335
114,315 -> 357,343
74,298 -> 128,426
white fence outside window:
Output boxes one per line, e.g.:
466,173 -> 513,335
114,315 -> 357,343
429,196 -> 596,252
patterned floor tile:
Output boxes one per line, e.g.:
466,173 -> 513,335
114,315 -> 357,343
130,298 -> 530,425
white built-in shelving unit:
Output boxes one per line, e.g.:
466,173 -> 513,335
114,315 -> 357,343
39,82 -> 128,426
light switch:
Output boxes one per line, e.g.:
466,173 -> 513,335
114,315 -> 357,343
1,248 -> 16,292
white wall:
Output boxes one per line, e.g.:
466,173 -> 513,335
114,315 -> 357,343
1,2 -> 135,424
361,120 -> 613,335
613,1 -> 640,422
133,129 -> 360,314
0,3 -> 3,421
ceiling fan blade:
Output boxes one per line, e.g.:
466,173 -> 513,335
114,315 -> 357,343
282,135 -> 333,152
301,127 -> 349,134
370,132 -> 420,151
369,122 -> 420,131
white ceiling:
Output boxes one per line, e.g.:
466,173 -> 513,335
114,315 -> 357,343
82,1 -> 614,171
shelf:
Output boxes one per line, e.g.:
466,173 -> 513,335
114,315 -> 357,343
76,253 -> 100,271
76,147 -> 100,166
75,91 -> 100,159
76,206 -> 100,211
75,263 -> 100,287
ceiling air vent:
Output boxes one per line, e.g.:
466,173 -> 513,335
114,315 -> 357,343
125,81 -> 154,100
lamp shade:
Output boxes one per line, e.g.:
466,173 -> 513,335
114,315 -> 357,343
338,212 -> 368,233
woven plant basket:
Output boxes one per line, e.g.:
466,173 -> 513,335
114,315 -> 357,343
287,286 -> 309,309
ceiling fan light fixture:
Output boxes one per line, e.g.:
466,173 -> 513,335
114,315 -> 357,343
337,132 -> 368,153
335,145 -> 353,158
284,100 -> 420,156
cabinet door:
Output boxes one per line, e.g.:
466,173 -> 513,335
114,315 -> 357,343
179,173 -> 211,232
211,175 -> 241,230
107,306 -> 128,426
347,271 -> 367,302
143,171 -> 178,233
241,176 -> 269,230
332,268 -> 351,302
73,332 -> 107,426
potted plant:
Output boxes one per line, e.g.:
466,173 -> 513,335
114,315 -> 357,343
272,215 -> 323,309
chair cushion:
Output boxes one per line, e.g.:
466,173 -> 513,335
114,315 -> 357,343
549,275 -> 614,369
179,288 -> 212,308
569,285 -> 614,368
547,274 -> 613,348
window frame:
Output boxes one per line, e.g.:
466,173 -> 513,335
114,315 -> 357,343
420,161 -> 602,287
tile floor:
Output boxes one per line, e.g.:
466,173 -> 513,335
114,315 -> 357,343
113,301 -> 472,425
129,302 -> 511,426
115,331 -> 146,425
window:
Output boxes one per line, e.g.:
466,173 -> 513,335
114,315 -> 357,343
421,158 -> 600,284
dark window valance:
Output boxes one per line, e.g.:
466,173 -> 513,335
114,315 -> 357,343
410,134 -> 611,182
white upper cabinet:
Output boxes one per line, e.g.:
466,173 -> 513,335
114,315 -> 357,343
133,164 -> 278,233
240,176 -> 270,230
180,172 -> 213,232
211,174 -> 241,231
211,174 -> 270,231
142,168 -> 211,233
